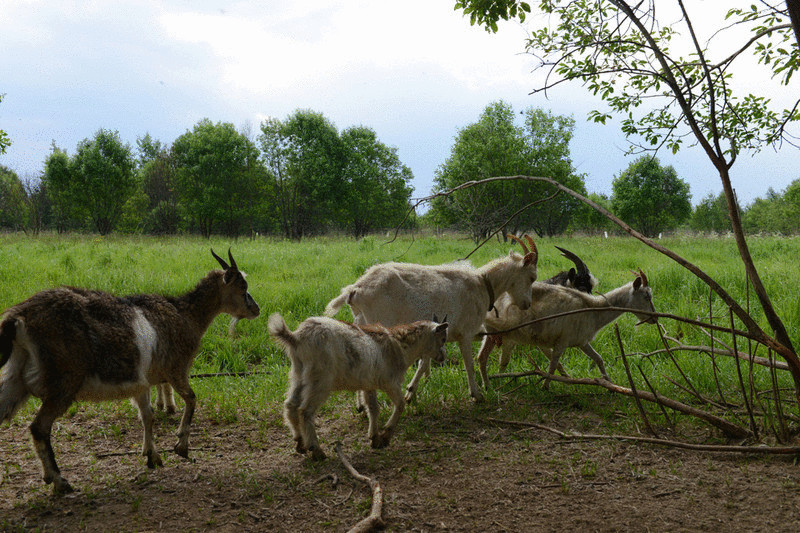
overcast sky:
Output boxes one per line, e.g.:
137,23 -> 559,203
1,1 -> 798,207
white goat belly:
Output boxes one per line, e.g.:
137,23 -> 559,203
76,377 -> 150,401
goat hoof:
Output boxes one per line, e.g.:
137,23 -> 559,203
471,391 -> 485,403
147,452 -> 163,469
404,390 -> 416,403
174,443 -> 189,458
53,478 -> 74,495
372,433 -> 391,449
294,439 -> 307,454
309,446 -> 327,461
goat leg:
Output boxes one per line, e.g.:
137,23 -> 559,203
30,398 -> 74,495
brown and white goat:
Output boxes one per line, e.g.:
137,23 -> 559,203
0,249 -> 260,494
477,270 -> 656,389
324,235 -> 538,402
268,313 -> 448,460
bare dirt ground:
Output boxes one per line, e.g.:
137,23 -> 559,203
2,393 -> 800,532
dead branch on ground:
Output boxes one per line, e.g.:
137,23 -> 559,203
335,442 -> 385,533
485,418 -> 800,455
490,368 -> 749,438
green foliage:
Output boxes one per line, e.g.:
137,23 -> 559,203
172,119 -> 265,238
571,192 -> 614,233
259,111 -> 345,239
41,144 -> 77,233
611,156 -> 691,237
454,0 -> 531,33
691,192 -> 732,234
0,166 -> 26,229
431,101 -> 585,242
339,126 -> 414,238
71,129 -> 136,235
742,180 -> 800,235
259,110 -> 413,239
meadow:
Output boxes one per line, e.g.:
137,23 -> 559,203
2,232 -> 800,531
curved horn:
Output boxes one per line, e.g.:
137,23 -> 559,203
630,268 -> 648,287
524,235 -> 538,264
211,248 -> 229,270
524,235 -> 536,255
638,268 -> 648,287
227,248 -> 238,271
555,246 -> 588,277
506,234 -> 529,254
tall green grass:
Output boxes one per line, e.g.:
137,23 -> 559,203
2,232 -> 799,435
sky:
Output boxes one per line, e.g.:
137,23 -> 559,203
1,0 -> 798,208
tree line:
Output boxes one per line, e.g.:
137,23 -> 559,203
1,110 -> 413,239
1,101 -> 795,239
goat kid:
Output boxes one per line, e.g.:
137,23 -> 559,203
324,235 -> 538,403
478,270 -> 656,389
0,249 -> 260,494
268,313 -> 448,460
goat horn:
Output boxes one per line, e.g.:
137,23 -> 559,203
630,268 -> 648,286
524,235 -> 536,254
211,248 -> 229,270
555,246 -> 588,277
506,234 -> 529,254
227,248 -> 238,271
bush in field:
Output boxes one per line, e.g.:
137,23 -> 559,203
611,156 -> 691,238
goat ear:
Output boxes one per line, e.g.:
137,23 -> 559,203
633,276 -> 643,290
211,248 -> 230,270
435,322 -> 448,333
223,269 -> 237,285
567,268 -> 576,283
522,239 -> 538,266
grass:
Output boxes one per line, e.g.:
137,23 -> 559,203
2,231 -> 800,439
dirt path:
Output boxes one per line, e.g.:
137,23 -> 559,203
2,399 -> 800,532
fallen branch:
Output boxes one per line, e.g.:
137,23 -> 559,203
485,418 -> 800,455
489,369 -> 750,438
335,442 -> 385,533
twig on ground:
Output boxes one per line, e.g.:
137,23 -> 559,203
488,368 -> 749,438
335,441 -> 385,533
485,418 -> 800,455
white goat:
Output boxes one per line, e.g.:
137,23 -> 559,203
324,235 -> 538,402
0,249 -> 260,494
477,270 -> 656,389
268,313 -> 449,460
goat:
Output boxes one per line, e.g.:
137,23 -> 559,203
0,249 -> 260,494
543,246 -> 598,294
480,245 -> 598,385
477,270 -> 656,390
324,235 -> 538,403
268,313 -> 448,460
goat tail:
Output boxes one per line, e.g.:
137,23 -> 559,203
324,287 -> 354,317
0,316 -> 31,424
267,313 -> 297,352
0,316 -> 17,369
